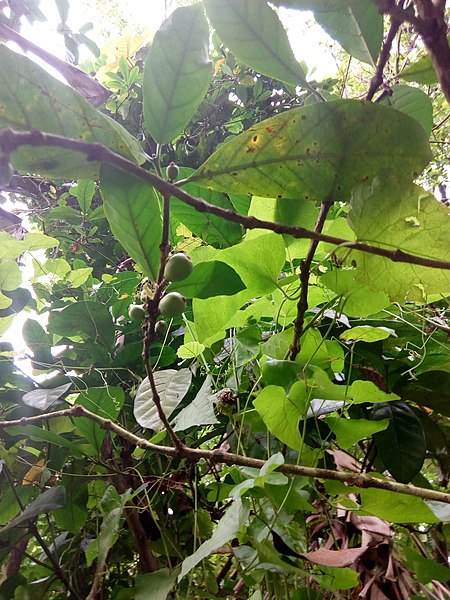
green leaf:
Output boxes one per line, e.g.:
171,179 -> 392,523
72,180 -> 95,214
314,1 -> 383,66
0,46 -> 144,179
0,486 -> 66,534
48,301 -> 115,350
143,5 -> 212,144
172,168 -> 242,248
384,85 -> 433,136
340,325 -> 395,343
22,383 -> 72,411
348,177 -> 450,301
172,376 -> 219,432
402,372 -> 450,416
6,425 -> 85,456
0,260 -> 21,293
359,488 -> 439,523
168,260 -> 245,299
324,416 -> 389,449
134,369 -> 192,431
321,269 -> 391,317
190,100 -> 431,201
348,380 -> 400,404
53,477 -> 88,534
272,1 -> 358,11
370,401 -> 426,483
254,385 -> 305,450
401,54 -> 437,85
100,165 -> 163,281
66,267 -> 93,288
203,0 -> 309,88
402,546 -> 450,584
75,387 -> 125,452
179,498 -> 249,580
136,569 -> 178,600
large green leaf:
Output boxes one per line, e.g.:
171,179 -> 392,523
48,301 -> 115,351
143,5 -> 212,144
0,486 -> 66,534
53,476 -> 88,534
167,260 -> 245,299
369,401 -> 426,484
100,165 -> 163,281
190,100 -> 431,201
179,498 -> 249,580
136,569 -> 178,600
134,369 -> 192,432
75,387 -> 125,452
348,177 -> 450,301
172,168 -> 243,248
384,85 -> 433,136
254,385 -> 305,450
203,0 -> 309,88
272,0 -> 356,10
0,45 -> 144,179
359,488 -> 439,523
314,1 -> 383,65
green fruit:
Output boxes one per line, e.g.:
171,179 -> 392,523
155,320 -> 169,338
128,303 -> 146,322
0,157 -> 13,188
164,253 -> 193,282
159,292 -> 186,318
166,162 -> 179,181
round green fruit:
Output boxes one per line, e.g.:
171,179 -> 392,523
164,253 -> 193,282
159,292 -> 186,318
128,303 -> 146,322
155,320 -> 169,338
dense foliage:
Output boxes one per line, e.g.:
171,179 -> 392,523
0,0 -> 450,598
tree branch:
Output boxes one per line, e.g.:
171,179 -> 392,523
289,199 -> 333,360
1,129 -> 449,272
2,406 -> 450,506
366,16 -> 402,101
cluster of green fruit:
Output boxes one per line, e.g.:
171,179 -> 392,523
128,253 -> 192,334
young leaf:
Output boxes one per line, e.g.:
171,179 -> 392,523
190,100 -> 431,201
203,0 -> 309,88
134,369 -> 192,431
100,165 -> 163,281
143,5 -> 212,144
359,488 -> 439,523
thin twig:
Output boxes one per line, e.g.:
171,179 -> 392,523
142,189 -> 183,450
2,406 -> 450,505
289,199 -> 333,360
366,17 -> 401,101
1,129 -> 449,272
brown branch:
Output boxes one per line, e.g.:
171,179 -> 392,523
2,406 -> 450,505
142,189 -> 183,451
367,16 -> 402,100
413,0 -> 450,105
370,0 -> 450,105
1,129 -> 450,272
289,199 -> 333,360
